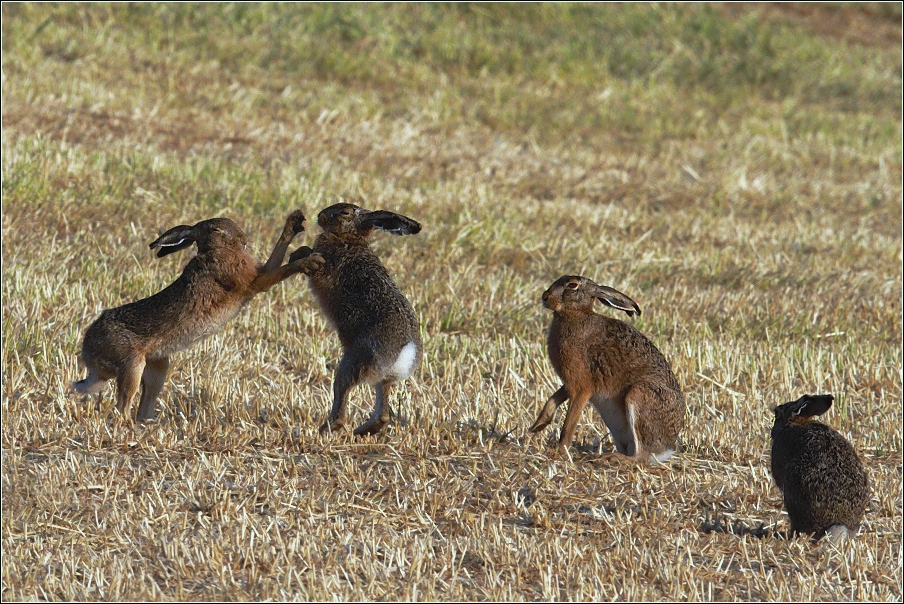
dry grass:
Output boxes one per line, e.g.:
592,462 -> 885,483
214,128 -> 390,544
2,4 -> 902,601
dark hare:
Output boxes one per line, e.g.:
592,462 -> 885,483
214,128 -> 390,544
771,394 -> 870,539
290,202 -> 422,436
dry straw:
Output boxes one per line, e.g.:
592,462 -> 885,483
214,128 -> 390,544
2,4 -> 901,601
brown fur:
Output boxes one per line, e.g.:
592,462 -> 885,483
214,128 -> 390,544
529,275 -> 685,461
73,211 -> 323,422
770,394 -> 871,539
290,203 -> 422,436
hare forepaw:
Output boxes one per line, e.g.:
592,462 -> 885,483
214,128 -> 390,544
288,245 -> 312,263
529,395 -> 563,433
285,210 -> 307,235
302,252 -> 325,273
528,414 -> 553,434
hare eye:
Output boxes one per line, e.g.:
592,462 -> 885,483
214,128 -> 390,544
565,282 -> 579,290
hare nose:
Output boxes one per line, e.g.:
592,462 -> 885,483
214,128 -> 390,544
542,292 -> 549,302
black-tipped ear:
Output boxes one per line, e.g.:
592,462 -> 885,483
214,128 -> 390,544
362,210 -> 422,236
591,284 -> 641,317
149,225 -> 196,258
790,394 -> 834,418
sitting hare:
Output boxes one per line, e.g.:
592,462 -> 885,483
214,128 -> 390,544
770,394 -> 870,539
529,275 -> 685,461
290,202 -> 421,436
73,211 -> 323,422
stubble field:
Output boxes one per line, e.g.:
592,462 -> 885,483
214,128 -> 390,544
2,4 -> 902,600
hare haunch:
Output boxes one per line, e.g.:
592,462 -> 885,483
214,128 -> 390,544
529,276 -> 685,461
771,394 -> 870,539
73,211 -> 323,422
290,202 -> 422,436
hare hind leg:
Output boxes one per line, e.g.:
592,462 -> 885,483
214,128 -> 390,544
354,380 -> 393,436
136,356 -> 170,422
115,357 -> 146,419
590,393 -> 637,457
624,385 -> 680,462
321,353 -> 367,434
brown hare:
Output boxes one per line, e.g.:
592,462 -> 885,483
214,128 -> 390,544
73,211 -> 323,422
771,394 -> 870,539
289,202 -> 421,436
529,275 -> 685,461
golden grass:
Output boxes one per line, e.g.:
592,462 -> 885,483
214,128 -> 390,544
2,4 -> 902,601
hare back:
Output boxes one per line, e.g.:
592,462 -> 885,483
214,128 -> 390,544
82,251 -> 258,362
549,314 -> 680,395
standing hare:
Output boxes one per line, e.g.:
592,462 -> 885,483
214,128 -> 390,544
73,211 -> 323,422
290,202 -> 421,436
771,394 -> 870,539
529,276 -> 685,461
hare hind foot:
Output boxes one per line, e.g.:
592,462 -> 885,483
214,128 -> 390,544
353,417 -> 389,436
650,448 -> 676,463
319,419 -> 347,435
354,382 -> 393,436
73,372 -> 106,395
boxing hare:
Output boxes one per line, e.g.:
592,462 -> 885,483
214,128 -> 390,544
529,275 -> 685,461
73,211 -> 323,422
771,394 -> 870,539
290,202 -> 422,436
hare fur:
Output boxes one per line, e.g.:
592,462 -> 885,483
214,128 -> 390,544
770,394 -> 870,539
291,202 -> 422,436
529,275 -> 685,461
73,211 -> 323,422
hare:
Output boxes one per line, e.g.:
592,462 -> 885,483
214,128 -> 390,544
289,202 -> 422,436
528,276 -> 685,461
770,394 -> 870,539
73,211 -> 323,422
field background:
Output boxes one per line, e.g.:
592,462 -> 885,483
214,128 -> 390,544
2,3 -> 902,600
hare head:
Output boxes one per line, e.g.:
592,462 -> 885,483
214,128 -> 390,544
316,203 -> 422,243
772,394 -> 834,429
542,275 -> 641,317
149,217 -> 248,258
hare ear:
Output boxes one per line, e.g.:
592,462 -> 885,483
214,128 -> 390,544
149,225 -> 196,258
591,284 -> 641,317
362,211 -> 422,236
790,394 -> 834,418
